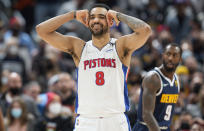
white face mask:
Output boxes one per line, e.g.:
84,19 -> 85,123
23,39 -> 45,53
1,77 -> 8,85
48,103 -> 62,115
11,108 -> 22,118
8,45 -> 18,55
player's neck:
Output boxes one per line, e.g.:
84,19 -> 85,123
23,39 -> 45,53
159,66 -> 174,81
92,33 -> 110,50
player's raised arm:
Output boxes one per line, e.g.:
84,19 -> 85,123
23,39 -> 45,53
36,10 -> 88,65
142,72 -> 161,131
107,10 -> 151,51
106,10 -> 151,66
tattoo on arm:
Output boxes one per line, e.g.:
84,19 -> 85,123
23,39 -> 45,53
117,12 -> 147,33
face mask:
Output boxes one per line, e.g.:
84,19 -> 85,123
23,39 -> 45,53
193,83 -> 202,94
182,50 -> 192,60
8,45 -> 19,55
12,28 -> 20,36
161,39 -> 171,46
180,122 -> 190,129
48,103 -> 62,115
1,77 -> 8,85
9,88 -> 21,95
11,108 -> 22,118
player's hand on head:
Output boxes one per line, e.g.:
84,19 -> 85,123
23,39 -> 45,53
106,10 -> 120,27
76,9 -> 89,27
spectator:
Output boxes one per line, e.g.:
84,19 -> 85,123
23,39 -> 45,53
0,19 -> 6,59
1,37 -> 26,81
47,74 -> 59,92
11,0 -> 35,33
31,42 -> 62,91
23,81 -> 41,101
0,69 -> 10,94
4,16 -> 37,56
183,56 -> 200,75
34,0 -> 62,25
157,29 -> 174,48
128,56 -> 143,86
126,85 -> 140,127
57,0 -> 93,41
191,122 -> 204,131
165,0 -> 192,43
35,92 -> 73,131
55,73 -> 76,111
0,72 -> 40,118
176,65 -> 190,93
192,31 -> 204,64
199,85 -> 204,119
176,112 -> 193,130
0,72 -> 23,116
5,97 -> 35,131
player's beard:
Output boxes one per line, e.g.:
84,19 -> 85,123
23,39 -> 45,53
89,23 -> 108,37
163,60 -> 179,73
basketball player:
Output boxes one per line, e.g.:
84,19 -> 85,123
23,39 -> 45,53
133,44 -> 182,131
36,4 -> 151,131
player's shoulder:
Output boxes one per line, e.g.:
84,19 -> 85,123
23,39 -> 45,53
142,70 -> 161,90
144,70 -> 160,81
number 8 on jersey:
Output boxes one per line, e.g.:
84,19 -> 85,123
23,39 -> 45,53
96,71 -> 105,86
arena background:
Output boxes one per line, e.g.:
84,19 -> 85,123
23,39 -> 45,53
0,0 -> 204,130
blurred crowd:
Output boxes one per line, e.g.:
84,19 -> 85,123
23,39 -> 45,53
0,0 -> 204,130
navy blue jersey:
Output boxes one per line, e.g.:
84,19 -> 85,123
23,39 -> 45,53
133,67 -> 180,131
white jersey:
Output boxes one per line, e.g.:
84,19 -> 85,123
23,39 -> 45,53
76,38 -> 129,117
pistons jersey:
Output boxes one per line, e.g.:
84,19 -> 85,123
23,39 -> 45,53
136,67 -> 180,130
75,38 -> 129,117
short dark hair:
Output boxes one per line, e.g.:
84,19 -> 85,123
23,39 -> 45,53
89,3 -> 110,12
164,43 -> 183,56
